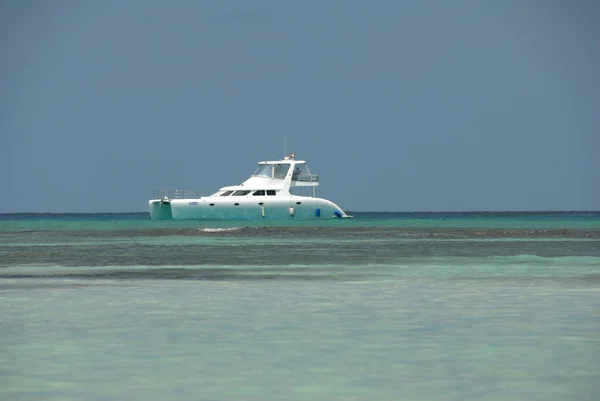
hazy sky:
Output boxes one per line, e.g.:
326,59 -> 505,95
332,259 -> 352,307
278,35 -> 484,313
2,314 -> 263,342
1,0 -> 598,213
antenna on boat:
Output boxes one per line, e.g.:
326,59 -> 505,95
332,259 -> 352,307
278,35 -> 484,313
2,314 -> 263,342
284,136 -> 287,159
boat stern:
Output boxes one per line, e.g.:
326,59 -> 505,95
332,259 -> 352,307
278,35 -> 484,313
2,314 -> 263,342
149,199 -> 173,220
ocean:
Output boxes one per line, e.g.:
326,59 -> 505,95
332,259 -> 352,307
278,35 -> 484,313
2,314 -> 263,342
1,212 -> 599,400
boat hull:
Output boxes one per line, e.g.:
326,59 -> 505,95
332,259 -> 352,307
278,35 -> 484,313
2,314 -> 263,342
149,196 -> 347,220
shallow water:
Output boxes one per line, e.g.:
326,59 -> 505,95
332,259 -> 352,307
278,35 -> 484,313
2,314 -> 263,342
1,212 -> 599,400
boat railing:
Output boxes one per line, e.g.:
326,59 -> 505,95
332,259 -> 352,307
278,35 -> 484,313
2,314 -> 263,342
152,189 -> 207,199
292,173 -> 319,182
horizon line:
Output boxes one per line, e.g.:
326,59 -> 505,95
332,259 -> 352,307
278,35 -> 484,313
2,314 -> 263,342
1,210 -> 599,216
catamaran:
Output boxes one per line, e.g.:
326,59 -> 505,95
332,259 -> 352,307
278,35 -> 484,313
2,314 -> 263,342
149,153 -> 351,220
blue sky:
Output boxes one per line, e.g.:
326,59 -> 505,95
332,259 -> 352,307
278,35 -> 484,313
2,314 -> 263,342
1,0 -> 598,213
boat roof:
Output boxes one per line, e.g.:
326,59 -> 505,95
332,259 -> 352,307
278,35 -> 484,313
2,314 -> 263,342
257,152 -> 305,165
257,159 -> 306,165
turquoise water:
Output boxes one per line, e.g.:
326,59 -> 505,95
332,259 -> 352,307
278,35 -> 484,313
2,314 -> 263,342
1,212 -> 599,400
1,211 -> 600,231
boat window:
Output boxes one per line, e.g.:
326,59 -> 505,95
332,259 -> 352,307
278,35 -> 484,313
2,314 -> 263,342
273,163 -> 290,179
292,165 -> 303,179
232,190 -> 251,196
253,164 -> 273,178
266,190 -> 276,196
220,191 -> 233,196
291,162 -> 317,182
253,190 -> 265,196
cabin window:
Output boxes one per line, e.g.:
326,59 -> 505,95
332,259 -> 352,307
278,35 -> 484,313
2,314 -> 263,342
232,190 -> 251,196
266,190 -> 276,196
220,191 -> 233,196
291,163 -> 317,182
292,166 -> 303,179
253,164 -> 273,178
253,190 -> 265,196
273,163 -> 290,179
